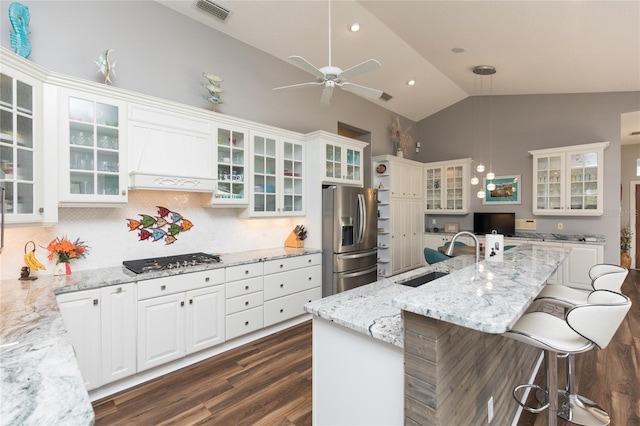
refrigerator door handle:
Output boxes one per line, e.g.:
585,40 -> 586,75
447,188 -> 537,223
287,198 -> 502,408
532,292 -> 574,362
357,193 -> 366,244
0,186 -> 4,254
339,265 -> 377,279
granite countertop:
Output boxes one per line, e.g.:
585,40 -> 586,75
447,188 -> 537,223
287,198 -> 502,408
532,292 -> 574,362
424,229 -> 606,244
305,244 -> 569,348
0,247 -> 320,426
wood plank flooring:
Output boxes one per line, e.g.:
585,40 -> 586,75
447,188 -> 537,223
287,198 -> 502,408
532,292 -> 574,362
93,271 -> 640,426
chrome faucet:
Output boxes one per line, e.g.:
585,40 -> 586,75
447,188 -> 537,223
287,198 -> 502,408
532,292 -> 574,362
446,231 -> 480,263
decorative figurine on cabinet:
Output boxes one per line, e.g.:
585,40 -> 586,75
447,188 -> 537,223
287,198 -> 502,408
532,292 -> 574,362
9,2 -> 32,58
95,49 -> 117,84
203,73 -> 224,111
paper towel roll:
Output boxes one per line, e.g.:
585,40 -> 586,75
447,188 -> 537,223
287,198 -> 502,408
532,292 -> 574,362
485,232 -> 504,261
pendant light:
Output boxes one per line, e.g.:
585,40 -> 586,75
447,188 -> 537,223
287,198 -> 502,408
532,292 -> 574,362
471,65 -> 497,198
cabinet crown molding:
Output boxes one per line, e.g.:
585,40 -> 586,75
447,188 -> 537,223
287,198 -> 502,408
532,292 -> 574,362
528,141 -> 610,156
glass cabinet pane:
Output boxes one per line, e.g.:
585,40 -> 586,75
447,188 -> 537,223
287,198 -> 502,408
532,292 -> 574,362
216,127 -> 246,201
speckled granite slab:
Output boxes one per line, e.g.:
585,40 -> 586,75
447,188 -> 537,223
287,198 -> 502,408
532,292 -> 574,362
0,246 -> 320,425
305,256 -> 476,347
393,244 -> 570,334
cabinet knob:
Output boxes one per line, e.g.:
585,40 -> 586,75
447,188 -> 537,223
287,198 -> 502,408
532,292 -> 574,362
245,285 -> 249,290
161,285 -> 166,291
189,299 -> 193,305
245,301 -> 249,306
116,287 -> 122,293
280,283 -> 284,288
244,321 -> 249,326
121,190 -> 126,196
279,309 -> 284,313
180,301 -> 185,307
244,270 -> 249,275
205,277 -> 210,282
93,299 -> 99,305
308,277 -> 312,281
308,259 -> 312,263
280,264 -> 284,268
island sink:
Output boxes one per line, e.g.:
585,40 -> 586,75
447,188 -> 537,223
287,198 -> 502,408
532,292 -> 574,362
397,271 -> 449,288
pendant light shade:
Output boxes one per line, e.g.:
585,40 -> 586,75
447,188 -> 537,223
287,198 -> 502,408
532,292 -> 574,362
470,176 -> 479,185
486,182 -> 496,191
486,171 -> 495,180
476,164 -> 485,173
477,190 -> 486,199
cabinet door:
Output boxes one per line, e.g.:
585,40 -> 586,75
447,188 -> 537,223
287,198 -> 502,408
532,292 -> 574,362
100,283 -> 136,385
533,154 -> 565,213
214,124 -> 247,204
567,150 -> 602,214
391,201 -> 404,274
344,145 -> 362,184
410,166 -> 423,199
323,142 -> 343,182
0,67 -> 52,224
444,164 -> 464,211
281,138 -> 304,214
185,285 -> 225,354
563,243 -> 604,290
137,293 -> 185,372
410,201 -> 424,267
251,132 -> 278,215
56,289 -> 102,390
528,241 -> 563,285
424,166 -> 443,211
60,90 -> 127,204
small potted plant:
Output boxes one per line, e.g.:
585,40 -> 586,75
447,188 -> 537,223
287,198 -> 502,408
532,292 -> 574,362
620,228 -> 632,268
47,235 -> 90,275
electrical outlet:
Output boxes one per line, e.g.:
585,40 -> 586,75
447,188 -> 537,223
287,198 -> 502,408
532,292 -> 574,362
557,222 -> 564,230
432,219 -> 436,225
487,396 -> 494,423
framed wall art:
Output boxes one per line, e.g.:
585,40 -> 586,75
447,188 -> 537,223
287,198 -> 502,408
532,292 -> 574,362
483,175 -> 521,205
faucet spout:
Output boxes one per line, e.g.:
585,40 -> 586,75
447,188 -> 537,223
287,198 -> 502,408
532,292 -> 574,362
445,231 -> 480,263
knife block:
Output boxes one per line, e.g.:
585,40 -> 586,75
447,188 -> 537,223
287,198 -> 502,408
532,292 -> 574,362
284,231 -> 304,248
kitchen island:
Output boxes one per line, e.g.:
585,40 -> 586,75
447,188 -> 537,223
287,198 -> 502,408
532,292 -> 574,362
0,247 -> 320,426
305,244 -> 570,425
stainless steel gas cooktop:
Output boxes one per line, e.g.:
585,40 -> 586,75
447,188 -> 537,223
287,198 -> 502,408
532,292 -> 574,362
123,252 -> 221,274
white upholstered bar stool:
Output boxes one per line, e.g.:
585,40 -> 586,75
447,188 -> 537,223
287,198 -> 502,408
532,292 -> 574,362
505,290 -> 631,426
534,265 -> 628,425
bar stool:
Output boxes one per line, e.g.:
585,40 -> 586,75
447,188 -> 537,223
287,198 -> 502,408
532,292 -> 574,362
505,290 -> 631,426
534,265 -> 628,425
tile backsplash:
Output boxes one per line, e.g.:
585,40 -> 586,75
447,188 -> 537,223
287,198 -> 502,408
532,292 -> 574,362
1,190 -> 302,280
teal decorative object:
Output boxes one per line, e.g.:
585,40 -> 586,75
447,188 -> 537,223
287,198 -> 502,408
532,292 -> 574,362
9,2 -> 31,58
203,73 -> 224,111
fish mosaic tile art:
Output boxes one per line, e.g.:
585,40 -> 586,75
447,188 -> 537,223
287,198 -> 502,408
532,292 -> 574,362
126,206 -> 194,245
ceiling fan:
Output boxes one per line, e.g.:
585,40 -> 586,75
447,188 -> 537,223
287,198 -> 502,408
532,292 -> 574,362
273,0 -> 383,106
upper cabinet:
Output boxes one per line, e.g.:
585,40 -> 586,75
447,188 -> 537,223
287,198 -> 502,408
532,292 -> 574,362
423,158 -> 471,214
529,142 -> 609,216
0,50 -> 56,224
58,87 -> 128,205
211,123 -> 248,205
306,131 -> 367,187
245,130 -> 304,217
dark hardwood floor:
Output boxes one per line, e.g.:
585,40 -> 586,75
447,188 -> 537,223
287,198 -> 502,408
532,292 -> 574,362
93,271 -> 640,425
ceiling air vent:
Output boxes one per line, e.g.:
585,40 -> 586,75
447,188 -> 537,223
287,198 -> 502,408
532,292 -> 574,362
380,92 -> 393,102
195,0 -> 231,22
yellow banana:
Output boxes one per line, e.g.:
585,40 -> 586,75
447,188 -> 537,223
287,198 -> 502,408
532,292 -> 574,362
23,252 -> 34,269
24,250 -> 46,271
30,251 -> 46,271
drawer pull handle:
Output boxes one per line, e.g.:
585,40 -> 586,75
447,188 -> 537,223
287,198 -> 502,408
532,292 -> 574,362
245,270 -> 249,275
205,277 -> 210,282
245,285 -> 249,290
308,259 -> 312,263
280,264 -> 284,268
280,283 -> 284,288
161,285 -> 166,291
279,309 -> 284,313
244,321 -> 249,326
93,299 -> 99,305
308,276 -> 312,280
116,287 -> 122,293
245,301 -> 249,306
190,299 -> 193,305
181,301 -> 185,307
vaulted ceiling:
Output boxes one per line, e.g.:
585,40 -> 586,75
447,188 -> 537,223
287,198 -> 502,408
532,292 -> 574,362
158,0 -> 640,142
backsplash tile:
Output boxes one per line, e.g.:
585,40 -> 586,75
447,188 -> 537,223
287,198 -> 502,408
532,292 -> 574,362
0,190 -> 301,280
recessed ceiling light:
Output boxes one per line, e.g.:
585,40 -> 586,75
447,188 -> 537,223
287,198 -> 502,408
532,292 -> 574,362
349,22 -> 360,32
406,79 -> 416,86
451,47 -> 465,53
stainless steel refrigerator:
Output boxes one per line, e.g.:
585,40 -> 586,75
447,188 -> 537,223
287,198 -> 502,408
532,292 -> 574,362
322,185 -> 378,296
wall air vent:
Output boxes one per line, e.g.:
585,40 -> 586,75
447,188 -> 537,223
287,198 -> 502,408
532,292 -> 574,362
380,92 -> 393,101
194,0 -> 231,22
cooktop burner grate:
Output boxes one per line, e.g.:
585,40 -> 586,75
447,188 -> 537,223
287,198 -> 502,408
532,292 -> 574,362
123,252 -> 221,274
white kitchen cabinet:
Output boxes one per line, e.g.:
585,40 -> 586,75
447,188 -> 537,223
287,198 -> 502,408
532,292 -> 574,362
137,269 -> 225,372
128,103 -> 215,193
391,200 -> 423,275
247,130 -> 304,217
57,87 -> 128,205
530,142 -> 609,215
56,289 -> 102,390
0,51 -> 56,225
306,131 -> 366,187
100,283 -> 136,385
424,158 -> 472,214
225,262 -> 264,340
528,240 -> 603,288
210,123 -> 248,205
57,283 -> 136,391
262,253 -> 322,327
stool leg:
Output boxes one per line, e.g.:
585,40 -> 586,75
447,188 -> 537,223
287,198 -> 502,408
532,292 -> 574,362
556,353 -> 611,426
545,350 -> 558,426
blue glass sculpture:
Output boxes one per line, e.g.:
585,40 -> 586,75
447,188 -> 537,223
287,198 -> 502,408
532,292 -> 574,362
9,2 -> 31,59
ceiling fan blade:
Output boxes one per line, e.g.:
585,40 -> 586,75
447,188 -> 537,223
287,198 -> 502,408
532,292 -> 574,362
340,82 -> 383,100
320,85 -> 333,106
338,59 -> 381,81
289,56 -> 326,80
273,81 -> 324,91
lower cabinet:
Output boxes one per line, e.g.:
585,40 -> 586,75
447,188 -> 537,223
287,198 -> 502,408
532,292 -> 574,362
57,283 -> 136,391
137,269 -> 225,372
528,241 -> 603,289
391,200 -> 423,275
225,262 -> 264,340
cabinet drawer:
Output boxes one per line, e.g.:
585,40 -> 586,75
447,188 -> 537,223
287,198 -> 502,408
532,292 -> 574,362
225,276 -> 263,299
137,269 -> 224,300
263,253 -> 321,275
264,265 -> 321,301
226,307 -> 264,340
264,287 -> 321,327
225,262 -> 263,282
226,291 -> 264,315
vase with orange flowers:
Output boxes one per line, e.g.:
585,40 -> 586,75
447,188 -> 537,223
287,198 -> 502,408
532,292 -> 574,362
46,236 -> 90,275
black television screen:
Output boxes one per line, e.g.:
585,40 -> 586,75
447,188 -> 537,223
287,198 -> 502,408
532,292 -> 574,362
473,213 -> 516,237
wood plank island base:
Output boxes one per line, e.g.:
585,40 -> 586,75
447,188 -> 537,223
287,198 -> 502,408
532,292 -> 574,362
305,244 -> 569,425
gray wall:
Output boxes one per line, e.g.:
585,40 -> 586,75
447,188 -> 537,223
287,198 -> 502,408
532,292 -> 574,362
416,92 -> 640,263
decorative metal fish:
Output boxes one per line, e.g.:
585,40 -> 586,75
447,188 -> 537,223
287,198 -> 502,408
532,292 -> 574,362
126,218 -> 142,231
127,207 -> 193,245
139,214 -> 157,228
9,2 -> 31,59
164,235 -> 177,245
170,212 -> 182,223
138,229 -> 151,241
151,228 -> 166,242
155,217 -> 168,228
168,223 -> 182,236
157,206 -> 171,218
94,49 -> 116,84
180,218 -> 194,232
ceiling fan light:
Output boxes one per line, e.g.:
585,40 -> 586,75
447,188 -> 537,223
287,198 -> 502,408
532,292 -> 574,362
486,171 -> 495,180
470,176 -> 479,185
349,22 -> 360,32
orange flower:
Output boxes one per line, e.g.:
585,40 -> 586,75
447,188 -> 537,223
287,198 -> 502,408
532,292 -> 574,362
46,236 -> 90,264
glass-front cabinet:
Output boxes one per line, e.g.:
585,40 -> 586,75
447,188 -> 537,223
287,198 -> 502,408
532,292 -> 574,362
530,142 -> 609,216
424,158 -> 471,214
324,141 -> 362,184
247,131 -> 304,217
213,124 -> 247,205
59,89 -> 127,205
0,56 -> 54,224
